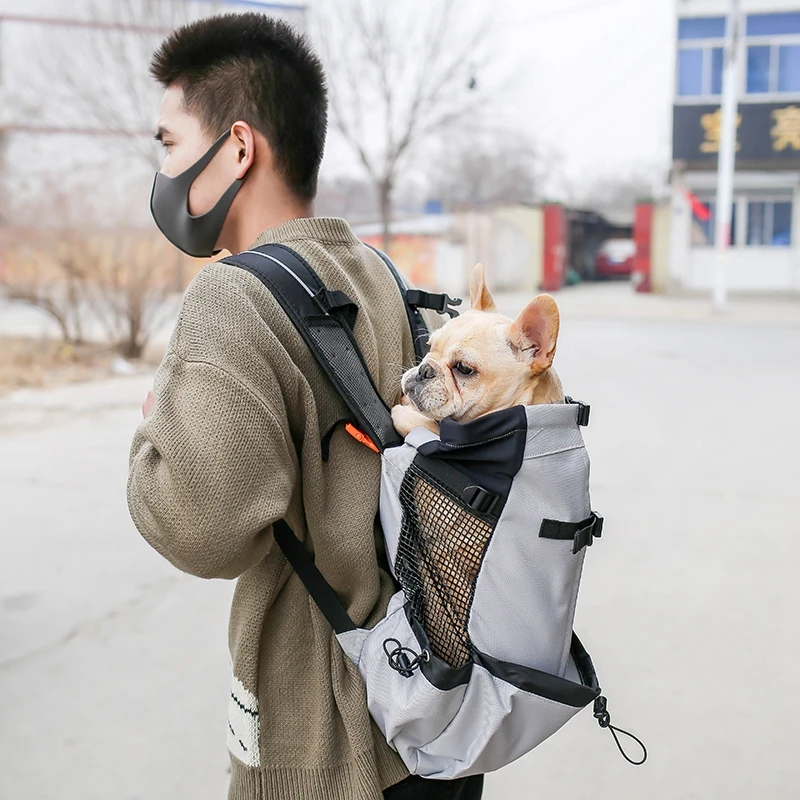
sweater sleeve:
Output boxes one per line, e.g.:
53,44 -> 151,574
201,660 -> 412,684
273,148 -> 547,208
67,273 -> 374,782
127,351 -> 297,580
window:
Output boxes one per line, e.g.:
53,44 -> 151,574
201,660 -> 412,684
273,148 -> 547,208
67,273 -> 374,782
679,17 -> 726,40
710,47 -> 724,94
778,45 -> 800,92
678,49 -> 704,95
747,45 -> 771,93
744,14 -> 800,95
677,46 -> 724,97
746,12 -> 800,37
692,195 -> 793,248
676,19 -> 726,97
693,201 -> 736,247
747,201 -> 792,246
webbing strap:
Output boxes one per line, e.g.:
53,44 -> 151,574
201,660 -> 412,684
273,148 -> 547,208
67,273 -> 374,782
223,244 -> 402,452
273,521 -> 355,634
538,512 -> 604,555
366,244 -> 437,363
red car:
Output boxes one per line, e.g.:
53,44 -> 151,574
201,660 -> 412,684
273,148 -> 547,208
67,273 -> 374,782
594,238 -> 635,279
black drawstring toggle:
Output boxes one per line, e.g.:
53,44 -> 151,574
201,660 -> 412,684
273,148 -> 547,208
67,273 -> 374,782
383,638 -> 430,678
593,695 -> 648,766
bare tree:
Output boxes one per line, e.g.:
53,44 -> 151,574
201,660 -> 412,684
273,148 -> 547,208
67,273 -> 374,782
429,131 -> 551,210
0,225 -> 183,359
80,231 -> 183,359
314,0 -> 496,250
0,230 -> 89,345
574,169 -> 658,214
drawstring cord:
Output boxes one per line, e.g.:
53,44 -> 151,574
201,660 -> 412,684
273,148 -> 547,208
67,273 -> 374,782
383,638 -> 430,678
593,696 -> 648,765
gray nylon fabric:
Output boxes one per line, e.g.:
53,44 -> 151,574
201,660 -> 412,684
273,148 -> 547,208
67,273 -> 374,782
469,404 -> 591,676
340,402 -> 597,779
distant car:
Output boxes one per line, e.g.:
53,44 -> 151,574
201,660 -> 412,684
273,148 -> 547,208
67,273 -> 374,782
594,238 -> 636,279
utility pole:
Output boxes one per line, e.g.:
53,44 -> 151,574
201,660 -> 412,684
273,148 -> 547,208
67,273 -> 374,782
712,0 -> 741,312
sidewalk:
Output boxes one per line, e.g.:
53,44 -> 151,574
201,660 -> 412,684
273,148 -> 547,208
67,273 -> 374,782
499,281 -> 800,326
1,283 -> 799,799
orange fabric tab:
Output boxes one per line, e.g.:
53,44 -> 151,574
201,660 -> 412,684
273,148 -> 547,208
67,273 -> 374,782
345,423 -> 380,453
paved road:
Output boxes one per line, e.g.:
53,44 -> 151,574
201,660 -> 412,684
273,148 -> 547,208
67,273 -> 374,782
1,287 -> 799,799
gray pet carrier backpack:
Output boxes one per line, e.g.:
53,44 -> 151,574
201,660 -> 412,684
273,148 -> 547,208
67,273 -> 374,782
223,244 -> 647,778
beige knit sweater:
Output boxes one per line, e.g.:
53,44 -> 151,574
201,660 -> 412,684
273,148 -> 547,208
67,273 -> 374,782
127,218 -> 433,800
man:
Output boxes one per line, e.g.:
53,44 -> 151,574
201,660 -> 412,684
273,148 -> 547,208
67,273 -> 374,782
127,12 -> 483,800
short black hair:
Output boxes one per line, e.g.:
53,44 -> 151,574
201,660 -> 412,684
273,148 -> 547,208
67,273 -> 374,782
151,13 -> 327,200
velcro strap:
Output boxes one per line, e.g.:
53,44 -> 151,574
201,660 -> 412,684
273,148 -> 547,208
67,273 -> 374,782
539,512 -> 603,554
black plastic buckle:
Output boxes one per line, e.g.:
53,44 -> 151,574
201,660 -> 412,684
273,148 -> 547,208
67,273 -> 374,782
565,396 -> 591,426
462,485 -> 500,516
406,289 -> 462,318
573,512 -> 603,554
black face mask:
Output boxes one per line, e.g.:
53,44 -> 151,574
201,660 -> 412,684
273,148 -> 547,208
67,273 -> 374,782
150,131 -> 244,258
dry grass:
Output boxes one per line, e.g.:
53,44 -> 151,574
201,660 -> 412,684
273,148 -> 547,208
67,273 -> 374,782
0,336 -> 123,396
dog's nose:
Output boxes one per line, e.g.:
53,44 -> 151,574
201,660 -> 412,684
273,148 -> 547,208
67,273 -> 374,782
418,362 -> 436,380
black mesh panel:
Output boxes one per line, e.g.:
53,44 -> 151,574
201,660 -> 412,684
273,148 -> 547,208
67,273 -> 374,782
395,461 -> 498,668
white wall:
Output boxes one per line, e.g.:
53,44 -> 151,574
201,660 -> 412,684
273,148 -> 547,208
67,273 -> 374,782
682,247 -> 796,291
669,171 -> 800,293
679,0 -> 800,15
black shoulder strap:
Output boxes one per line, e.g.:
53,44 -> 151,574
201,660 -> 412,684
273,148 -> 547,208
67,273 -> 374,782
222,243 -> 402,451
273,520 -> 356,634
365,244 -> 461,363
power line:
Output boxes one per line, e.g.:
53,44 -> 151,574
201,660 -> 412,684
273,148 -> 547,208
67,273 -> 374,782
0,124 -> 152,137
0,13 -> 173,35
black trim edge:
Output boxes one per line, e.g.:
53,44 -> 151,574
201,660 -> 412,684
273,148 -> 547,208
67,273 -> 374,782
404,604 -> 473,691
473,634 -> 601,708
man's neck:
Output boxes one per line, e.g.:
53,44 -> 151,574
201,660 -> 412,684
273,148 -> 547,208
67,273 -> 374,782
228,201 -> 313,255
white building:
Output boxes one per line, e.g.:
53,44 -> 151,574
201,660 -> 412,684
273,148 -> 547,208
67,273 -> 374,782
669,0 -> 800,294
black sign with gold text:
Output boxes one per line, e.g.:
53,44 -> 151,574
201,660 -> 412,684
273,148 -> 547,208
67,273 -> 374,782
673,103 -> 800,163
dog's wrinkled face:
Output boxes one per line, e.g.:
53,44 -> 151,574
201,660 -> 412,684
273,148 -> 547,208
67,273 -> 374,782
401,264 -> 562,422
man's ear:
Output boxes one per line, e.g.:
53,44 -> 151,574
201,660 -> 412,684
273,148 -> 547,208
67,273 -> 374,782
469,263 -> 497,312
509,294 -> 560,374
231,121 -> 256,180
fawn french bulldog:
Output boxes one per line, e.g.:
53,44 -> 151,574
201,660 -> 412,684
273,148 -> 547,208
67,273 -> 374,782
392,263 -> 563,437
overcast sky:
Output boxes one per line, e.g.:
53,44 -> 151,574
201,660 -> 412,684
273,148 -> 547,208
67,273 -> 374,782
1,0 -> 677,204
489,0 -> 675,186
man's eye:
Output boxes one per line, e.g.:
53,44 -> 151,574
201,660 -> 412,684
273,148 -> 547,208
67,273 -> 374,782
453,362 -> 474,376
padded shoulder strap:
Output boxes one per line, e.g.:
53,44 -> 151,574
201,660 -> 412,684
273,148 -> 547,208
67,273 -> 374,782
223,243 -> 402,451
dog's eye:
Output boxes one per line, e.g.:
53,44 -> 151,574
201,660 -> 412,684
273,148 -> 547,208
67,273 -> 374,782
453,361 -> 474,376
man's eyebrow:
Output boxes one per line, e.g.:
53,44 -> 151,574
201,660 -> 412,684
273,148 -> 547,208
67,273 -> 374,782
154,126 -> 171,142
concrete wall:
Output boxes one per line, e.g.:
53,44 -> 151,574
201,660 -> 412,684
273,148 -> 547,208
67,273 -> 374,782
454,206 -> 543,296
651,201 -> 672,294
490,206 -> 544,294
682,247 -> 796,291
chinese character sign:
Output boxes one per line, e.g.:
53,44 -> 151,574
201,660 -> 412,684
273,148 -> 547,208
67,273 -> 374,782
674,103 -> 800,162
699,109 -> 742,153
771,106 -> 800,151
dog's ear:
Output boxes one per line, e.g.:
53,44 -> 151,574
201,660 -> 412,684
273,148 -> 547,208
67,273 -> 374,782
509,294 -> 560,374
469,263 -> 497,312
